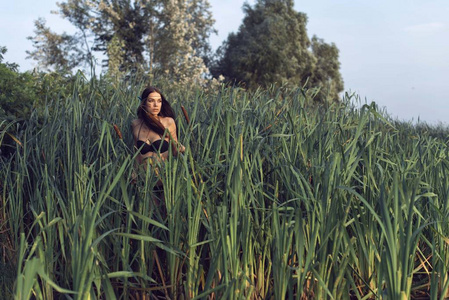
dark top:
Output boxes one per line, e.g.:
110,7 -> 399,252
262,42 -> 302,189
137,139 -> 170,155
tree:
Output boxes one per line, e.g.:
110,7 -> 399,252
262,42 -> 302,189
211,0 -> 343,101
27,0 -> 215,82
309,36 -> 344,102
157,0 -> 215,85
26,18 -> 87,73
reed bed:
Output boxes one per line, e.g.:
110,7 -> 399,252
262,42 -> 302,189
1,74 -> 449,299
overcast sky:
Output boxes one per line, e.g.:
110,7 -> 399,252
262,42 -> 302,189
1,1 -> 448,125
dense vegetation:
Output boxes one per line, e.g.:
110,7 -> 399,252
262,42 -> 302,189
27,0 -> 343,96
1,71 -> 449,299
211,0 -> 343,100
27,0 -> 215,81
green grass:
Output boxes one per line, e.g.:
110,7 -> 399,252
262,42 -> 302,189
1,74 -> 449,299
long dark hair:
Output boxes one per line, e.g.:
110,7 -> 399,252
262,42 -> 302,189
137,86 -> 176,136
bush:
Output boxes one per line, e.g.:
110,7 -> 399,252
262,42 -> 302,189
0,47 -> 38,120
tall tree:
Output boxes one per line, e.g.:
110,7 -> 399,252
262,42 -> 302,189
211,0 -> 343,101
309,36 -> 344,102
157,0 -> 215,85
26,18 -> 87,72
27,0 -> 215,82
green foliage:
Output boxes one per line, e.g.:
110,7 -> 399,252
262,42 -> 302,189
107,35 -> 126,76
211,0 -> 343,101
0,47 -> 36,119
2,74 -> 449,299
26,18 -> 87,73
309,36 -> 344,102
0,48 -> 90,160
27,0 -> 216,82
0,47 -> 83,121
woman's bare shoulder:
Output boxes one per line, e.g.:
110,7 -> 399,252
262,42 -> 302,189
163,117 -> 175,125
131,119 -> 142,128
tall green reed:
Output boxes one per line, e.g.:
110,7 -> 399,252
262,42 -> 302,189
2,74 -> 449,299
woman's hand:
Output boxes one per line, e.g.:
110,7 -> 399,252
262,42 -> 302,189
179,143 -> 186,153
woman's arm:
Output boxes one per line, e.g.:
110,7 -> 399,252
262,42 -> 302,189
168,118 -> 185,153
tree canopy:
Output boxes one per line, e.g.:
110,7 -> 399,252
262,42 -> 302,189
25,0 -> 344,97
210,0 -> 343,101
27,0 -> 216,85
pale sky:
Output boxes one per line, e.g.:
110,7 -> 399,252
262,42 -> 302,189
1,1 -> 448,125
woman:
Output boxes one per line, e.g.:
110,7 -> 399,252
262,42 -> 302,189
130,87 -> 184,298
131,86 -> 185,166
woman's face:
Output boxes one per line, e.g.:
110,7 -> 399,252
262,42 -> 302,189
145,92 -> 162,116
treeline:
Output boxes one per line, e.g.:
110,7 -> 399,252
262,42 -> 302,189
22,0 -> 342,99
0,46 -> 78,121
